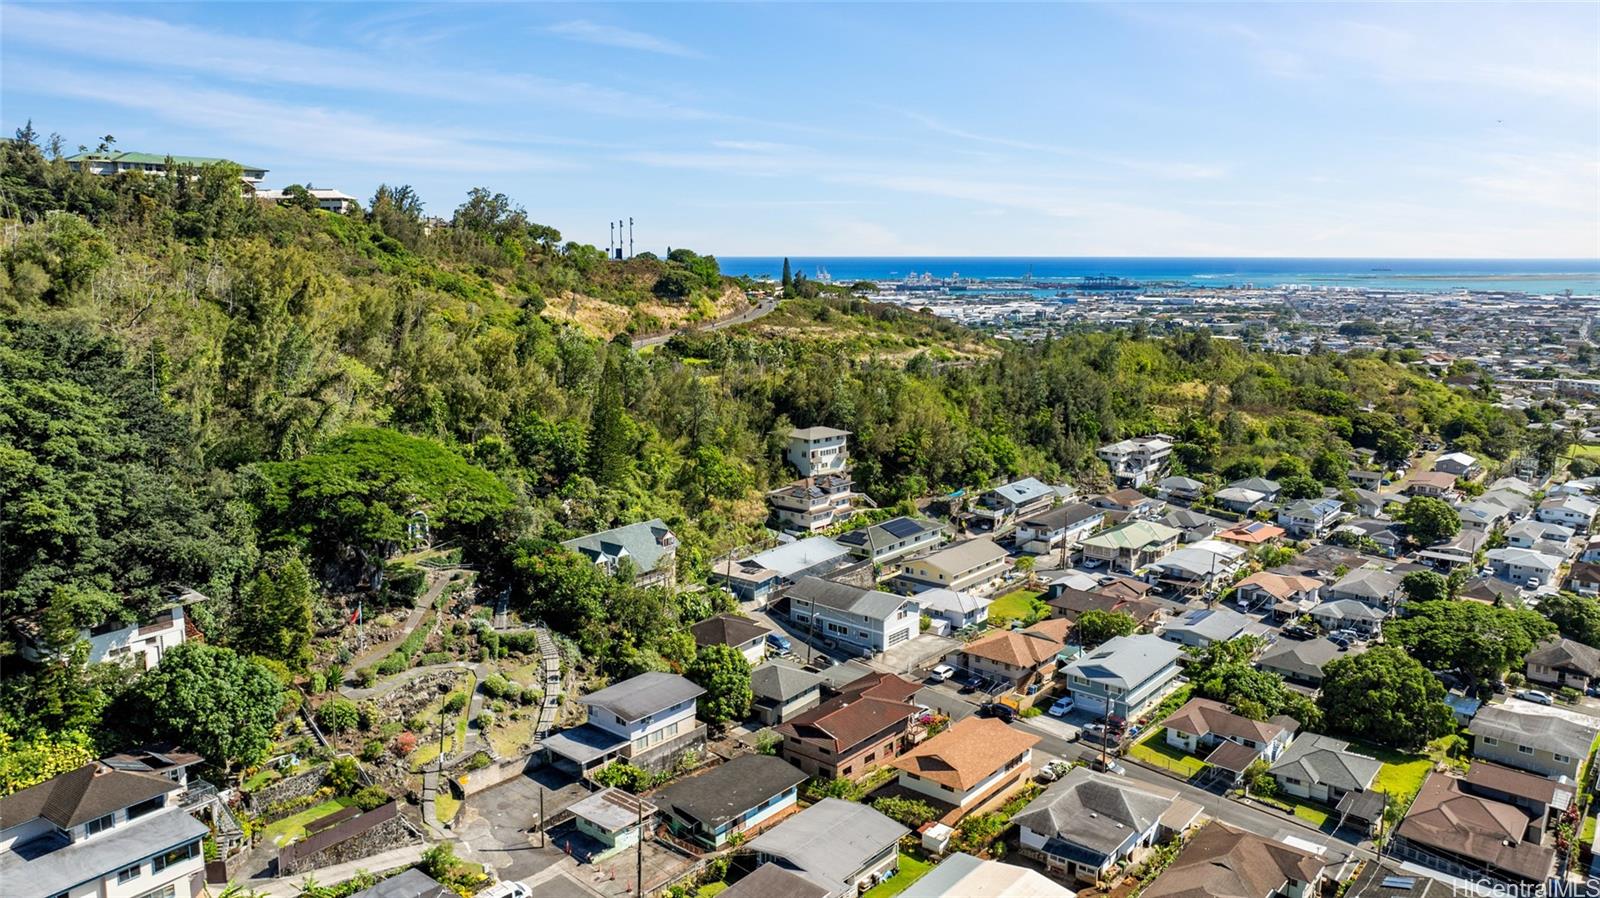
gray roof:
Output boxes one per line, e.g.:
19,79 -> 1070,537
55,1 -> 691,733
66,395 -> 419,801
1328,568 -> 1402,601
990,477 -> 1054,506
1526,637 -> 1600,678
1021,502 -> 1103,531
791,426 -> 849,440
788,576 -> 914,621
913,588 -> 991,617
580,672 -> 704,723
1162,608 -> 1249,642
747,798 -> 907,895
1158,476 -> 1206,492
654,755 -> 807,828
1268,734 -> 1381,792
1064,635 -> 1182,689
751,661 -> 828,702
1,807 -> 207,898
721,863 -> 830,898
1228,477 -> 1280,494
1469,704 -> 1598,760
1257,638 -> 1343,679
920,538 -> 1008,573
0,762 -> 180,830
744,537 -> 853,579
1013,768 -> 1176,857
1162,508 -> 1221,531
836,516 -> 943,550
537,724 -> 628,766
347,869 -> 453,898
562,519 -> 676,574
1283,498 -> 1342,518
568,788 -> 655,833
1310,599 -> 1387,622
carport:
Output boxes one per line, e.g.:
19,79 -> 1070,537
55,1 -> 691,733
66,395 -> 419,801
1198,740 -> 1259,789
542,724 -> 628,778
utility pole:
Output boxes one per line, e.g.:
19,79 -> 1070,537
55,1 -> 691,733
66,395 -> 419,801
539,786 -> 546,848
635,795 -> 644,897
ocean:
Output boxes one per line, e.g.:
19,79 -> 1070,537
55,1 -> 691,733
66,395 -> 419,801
716,257 -> 1600,295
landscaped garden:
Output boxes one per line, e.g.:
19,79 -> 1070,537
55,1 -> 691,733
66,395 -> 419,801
862,851 -> 934,898
987,589 -> 1048,627
261,797 -> 358,846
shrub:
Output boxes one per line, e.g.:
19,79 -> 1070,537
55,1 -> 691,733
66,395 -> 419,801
474,711 -> 495,729
326,756 -> 360,794
872,796 -> 938,828
352,785 -> 391,811
309,672 -> 327,694
592,761 -> 657,793
443,692 -> 468,713
317,699 -> 359,732
419,652 -> 453,666
357,701 -> 378,731
520,687 -> 542,706
360,740 -> 385,762
803,777 -> 862,803
356,667 -> 377,688
1020,706 -> 1043,718
480,674 -> 512,699
468,753 -> 491,771
392,731 -> 417,756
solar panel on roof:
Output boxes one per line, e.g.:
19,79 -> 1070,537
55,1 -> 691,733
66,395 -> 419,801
1380,877 -> 1415,890
1244,522 -> 1266,533
881,518 -> 923,539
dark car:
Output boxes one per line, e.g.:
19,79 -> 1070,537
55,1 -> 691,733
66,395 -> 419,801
1281,625 -> 1316,641
977,703 -> 1017,723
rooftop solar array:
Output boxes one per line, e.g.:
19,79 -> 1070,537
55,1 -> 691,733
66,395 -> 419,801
882,518 -> 925,539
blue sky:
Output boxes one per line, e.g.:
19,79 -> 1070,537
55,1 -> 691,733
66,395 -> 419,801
3,2 -> 1597,257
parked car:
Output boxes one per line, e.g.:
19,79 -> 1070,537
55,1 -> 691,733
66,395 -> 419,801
1517,689 -> 1555,705
1081,722 -> 1108,740
1048,696 -> 1076,717
1281,625 -> 1316,641
1329,635 -> 1351,651
805,654 -> 835,671
765,633 -> 793,653
1088,756 -> 1127,775
929,664 -> 957,684
479,882 -> 532,898
977,702 -> 1017,723
1036,760 -> 1074,783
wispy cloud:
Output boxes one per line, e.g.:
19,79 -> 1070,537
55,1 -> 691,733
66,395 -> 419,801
547,19 -> 702,59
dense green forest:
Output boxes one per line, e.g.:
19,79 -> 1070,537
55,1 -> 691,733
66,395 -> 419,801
0,129 -> 1533,785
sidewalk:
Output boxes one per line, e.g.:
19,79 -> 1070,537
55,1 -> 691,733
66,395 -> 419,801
237,845 -> 428,898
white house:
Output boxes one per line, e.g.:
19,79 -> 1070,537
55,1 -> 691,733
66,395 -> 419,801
545,672 -> 706,774
891,717 -> 1038,810
835,516 -> 945,564
1061,635 -> 1183,720
767,474 -> 856,532
1015,503 -> 1104,555
1505,519 -> 1574,549
914,588 -> 991,631
65,150 -> 268,184
1484,547 -> 1562,587
1277,498 -> 1344,539
1433,452 -> 1481,479
20,595 -> 200,670
0,761 -> 209,898
256,187 -> 360,213
1015,768 -> 1195,884
787,577 -> 921,653
786,426 -> 850,478
971,478 -> 1056,529
1537,495 -> 1598,532
900,538 -> 1011,593
1097,436 -> 1174,488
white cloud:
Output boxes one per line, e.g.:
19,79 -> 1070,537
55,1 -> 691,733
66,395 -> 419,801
547,19 -> 702,59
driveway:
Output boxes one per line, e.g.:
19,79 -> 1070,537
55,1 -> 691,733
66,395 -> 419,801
868,633 -> 960,677
451,768 -> 591,882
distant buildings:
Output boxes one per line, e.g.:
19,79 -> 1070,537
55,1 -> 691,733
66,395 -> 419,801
256,187 -> 360,213
66,150 -> 268,184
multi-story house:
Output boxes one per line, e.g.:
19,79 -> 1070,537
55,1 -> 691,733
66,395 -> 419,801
0,761 -> 209,898
1080,521 -> 1181,573
562,519 -> 678,589
1391,771 -> 1554,888
1015,503 -> 1104,555
944,619 -> 1072,701
767,474 -> 856,533
544,672 -> 705,775
899,539 -> 1011,594
1484,547 -> 1562,588
690,614 -> 771,666
1276,498 -> 1344,538
1061,634 -> 1183,720
890,717 -> 1037,817
1162,698 -> 1295,766
786,427 -> 850,478
1537,495 -> 1598,531
970,478 -> 1056,530
65,151 -> 269,184
18,591 -> 205,670
787,577 -> 921,653
835,516 -> 946,565
747,799 -> 906,898
1096,436 -> 1174,488
1468,704 -> 1597,781
775,672 -> 921,780
1433,451 -> 1481,480
1403,472 -> 1456,499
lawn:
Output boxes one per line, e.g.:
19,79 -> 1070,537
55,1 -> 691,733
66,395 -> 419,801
988,590 -> 1046,626
261,797 -> 357,845
696,884 -> 728,898
1127,729 -> 1207,778
435,790 -> 461,824
1351,740 -> 1432,805
863,852 -> 934,898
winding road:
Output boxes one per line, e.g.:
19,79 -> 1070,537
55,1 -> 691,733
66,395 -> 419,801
630,297 -> 778,349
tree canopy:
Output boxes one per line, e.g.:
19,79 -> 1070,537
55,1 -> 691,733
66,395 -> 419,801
1385,600 -> 1553,682
122,643 -> 285,772
1318,645 -> 1454,749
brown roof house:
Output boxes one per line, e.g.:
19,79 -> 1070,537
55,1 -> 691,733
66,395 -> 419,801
1159,698 -> 1296,784
1391,770 -> 1556,886
1524,636 -> 1600,691
775,671 -> 921,780
691,614 -> 772,666
1143,822 -> 1325,898
943,618 -> 1072,707
889,716 -> 1038,823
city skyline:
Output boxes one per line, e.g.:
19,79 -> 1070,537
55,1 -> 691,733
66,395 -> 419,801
3,1 -> 1597,257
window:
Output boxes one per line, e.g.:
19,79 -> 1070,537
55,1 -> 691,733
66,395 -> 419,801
152,840 -> 201,873
84,813 -> 115,836
1482,736 -> 1498,746
1518,745 -> 1535,755
118,864 -> 143,884
1555,753 -> 1573,764
134,885 -> 177,898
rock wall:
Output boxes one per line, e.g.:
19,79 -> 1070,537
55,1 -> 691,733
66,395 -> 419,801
278,807 -> 419,876
247,766 -> 328,815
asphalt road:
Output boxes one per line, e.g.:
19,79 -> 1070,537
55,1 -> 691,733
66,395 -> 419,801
630,298 -> 777,349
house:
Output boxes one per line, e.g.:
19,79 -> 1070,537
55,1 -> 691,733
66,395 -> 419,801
1489,476 -> 1536,496
1215,521 -> 1285,547
1462,761 -> 1575,829
1584,533 -> 1600,563
1484,547 -> 1561,587
567,788 -> 655,861
1404,471 -> 1457,499
544,672 -> 705,775
715,536 -> 853,604
1061,635 -> 1184,720
1155,475 -> 1206,503
718,864 -> 829,898
1324,567 -> 1402,607
1308,599 -> 1386,637
691,614 -> 771,666
655,754 -> 807,849
1479,488 -> 1534,520
1045,587 -> 1165,631
1015,503 -> 1105,555
899,539 -> 1011,593
787,426 -> 849,478
1092,488 -> 1165,520
0,761 -> 208,898
891,716 -> 1038,814
1015,767 -> 1198,884
256,187 -> 360,213
1267,733 -> 1382,805
1080,521 -> 1181,573
1349,488 -> 1387,517
1277,498 -> 1344,538
1158,607 -> 1249,648
1390,771 -> 1554,886
1348,468 -> 1384,490
1536,494 -> 1598,531
1459,575 -> 1523,605
1459,500 -> 1512,534
1097,436 -> 1174,488
768,474 -> 857,533
1468,703 -> 1597,781
775,671 -> 921,780
1140,540 -> 1246,595
946,618 -> 1073,698
65,150 -> 268,184
746,798 -> 907,898
1256,638 -> 1346,688
750,662 -> 827,726
1142,823 -> 1324,898
914,588 -> 990,631
17,592 -> 202,669
344,869 -> 452,898
1162,508 -> 1224,543
901,852 -> 1077,898
1432,451 -> 1481,479
972,477 -> 1056,529
1161,698 -> 1295,765
1565,561 -> 1600,596
1216,477 -> 1281,512
1505,519 -> 1574,549
1231,571 -> 1321,614
787,577 -> 921,653
835,516 -> 945,564
562,519 -> 678,589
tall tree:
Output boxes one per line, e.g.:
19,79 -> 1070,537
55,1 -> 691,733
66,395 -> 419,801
781,257 -> 792,291
586,348 -> 633,485
235,550 -> 316,668
1318,645 -> 1453,750
124,643 -> 284,773
686,644 -> 752,727
1396,496 -> 1461,547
